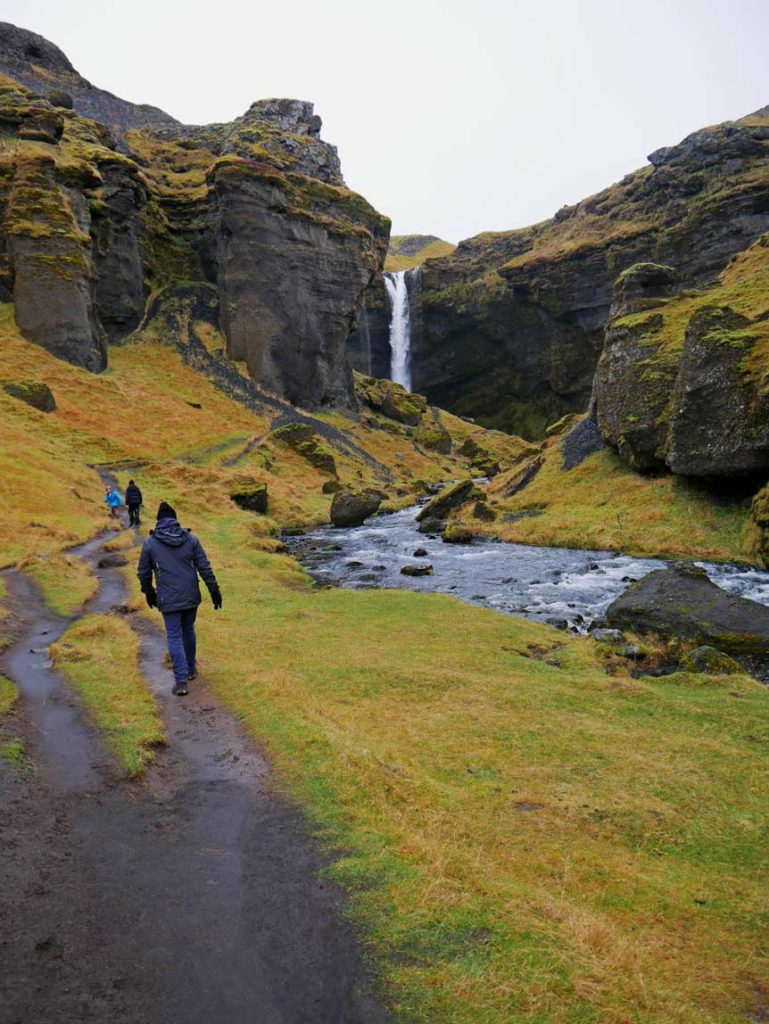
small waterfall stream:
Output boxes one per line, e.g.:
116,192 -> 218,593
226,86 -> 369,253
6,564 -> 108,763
384,270 -> 413,390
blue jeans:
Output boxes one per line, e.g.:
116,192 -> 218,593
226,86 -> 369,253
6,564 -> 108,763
162,607 -> 197,685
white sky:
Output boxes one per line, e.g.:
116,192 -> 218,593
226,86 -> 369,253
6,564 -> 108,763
4,0 -> 769,242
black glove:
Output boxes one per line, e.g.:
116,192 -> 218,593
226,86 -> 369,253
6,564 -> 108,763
210,586 -> 223,611
143,586 -> 158,609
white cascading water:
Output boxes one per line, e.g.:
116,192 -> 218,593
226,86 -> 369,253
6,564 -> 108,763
384,270 -> 412,390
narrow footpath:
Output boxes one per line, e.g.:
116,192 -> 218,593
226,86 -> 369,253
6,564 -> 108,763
0,523 -> 389,1024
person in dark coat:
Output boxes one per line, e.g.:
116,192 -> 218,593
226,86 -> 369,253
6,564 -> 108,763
137,501 -> 222,696
125,479 -> 143,527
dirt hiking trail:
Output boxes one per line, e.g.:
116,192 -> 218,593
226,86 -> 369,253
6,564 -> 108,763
0,522 -> 389,1024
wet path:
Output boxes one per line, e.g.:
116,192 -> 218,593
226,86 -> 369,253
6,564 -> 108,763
0,524 -> 388,1024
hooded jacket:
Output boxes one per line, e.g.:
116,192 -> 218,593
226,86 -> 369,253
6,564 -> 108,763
125,482 -> 143,507
105,489 -> 122,508
137,518 -> 219,613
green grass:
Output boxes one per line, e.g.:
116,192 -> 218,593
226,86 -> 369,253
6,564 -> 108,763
19,551 -> 98,616
51,614 -> 164,776
0,737 -> 29,769
0,676 -> 29,771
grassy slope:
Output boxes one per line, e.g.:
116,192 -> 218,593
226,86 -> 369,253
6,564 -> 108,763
460,438 -> 758,563
2,313 -> 769,1020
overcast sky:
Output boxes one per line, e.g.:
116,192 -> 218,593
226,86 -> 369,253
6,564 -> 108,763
4,0 -> 769,242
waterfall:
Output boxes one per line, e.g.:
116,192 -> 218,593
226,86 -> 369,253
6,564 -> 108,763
384,270 -> 412,390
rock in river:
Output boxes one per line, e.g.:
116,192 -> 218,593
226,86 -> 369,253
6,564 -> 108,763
401,564 -> 433,577
330,490 -> 383,528
606,563 -> 769,655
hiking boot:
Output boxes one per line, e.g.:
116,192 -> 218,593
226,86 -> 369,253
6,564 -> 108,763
172,681 -> 189,696
187,669 -> 198,682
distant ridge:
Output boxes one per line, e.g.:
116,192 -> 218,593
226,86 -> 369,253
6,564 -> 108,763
385,234 -> 455,272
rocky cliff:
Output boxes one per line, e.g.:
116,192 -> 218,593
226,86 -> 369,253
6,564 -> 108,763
591,236 -> 769,482
413,107 -> 769,437
0,25 -> 390,408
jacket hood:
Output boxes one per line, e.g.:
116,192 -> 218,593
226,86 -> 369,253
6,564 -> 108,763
152,519 -> 189,547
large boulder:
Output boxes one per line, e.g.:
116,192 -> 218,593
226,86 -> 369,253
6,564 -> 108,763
606,563 -> 769,655
413,417 -> 452,454
355,374 -> 428,425
271,423 -> 337,476
330,490 -> 383,528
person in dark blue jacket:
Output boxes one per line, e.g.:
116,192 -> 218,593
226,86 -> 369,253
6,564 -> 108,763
125,479 -> 143,527
137,501 -> 222,696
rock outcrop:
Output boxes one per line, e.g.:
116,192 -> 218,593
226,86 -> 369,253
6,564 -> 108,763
0,24 -> 390,408
209,157 -> 388,408
593,235 -> 769,482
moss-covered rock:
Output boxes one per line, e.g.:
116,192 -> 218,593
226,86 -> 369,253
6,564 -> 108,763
400,563 -> 433,577
456,436 -> 500,476
442,524 -> 473,544
606,562 -> 769,655
330,489 -> 383,527
230,481 -> 268,513
272,423 -> 337,476
472,500 -> 495,521
415,479 -> 481,524
355,374 -> 428,425
47,89 -> 73,110
413,418 -> 452,454
678,645 -> 744,675
2,380 -> 56,412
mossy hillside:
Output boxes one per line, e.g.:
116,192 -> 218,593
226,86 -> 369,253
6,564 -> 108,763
0,305 -> 512,562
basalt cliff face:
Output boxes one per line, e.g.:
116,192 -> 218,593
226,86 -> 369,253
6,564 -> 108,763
410,107 -> 769,438
0,25 -> 389,407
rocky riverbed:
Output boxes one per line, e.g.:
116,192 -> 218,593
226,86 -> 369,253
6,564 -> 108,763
289,504 -> 769,633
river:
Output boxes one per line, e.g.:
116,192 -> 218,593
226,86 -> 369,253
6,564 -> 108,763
288,503 -> 769,632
